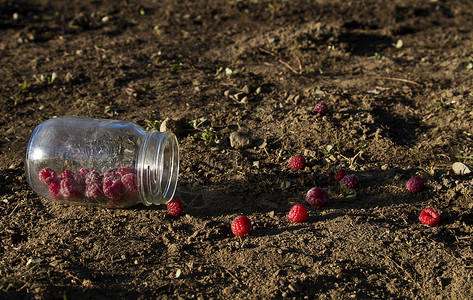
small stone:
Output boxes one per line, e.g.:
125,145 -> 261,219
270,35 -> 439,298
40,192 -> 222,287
452,162 -> 472,176
160,118 -> 187,136
240,96 -> 248,103
224,90 -> 230,98
229,132 -> 252,149
253,161 -> 260,169
256,87 -> 262,94
241,85 -> 250,94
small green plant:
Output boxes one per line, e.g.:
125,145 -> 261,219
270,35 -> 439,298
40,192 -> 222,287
144,118 -> 161,131
293,44 -> 301,50
40,72 -> 58,84
189,117 -> 221,146
141,82 -> 150,91
467,61 -> 473,70
139,7 -> 146,15
225,67 -> 239,78
10,80 -> 29,105
374,52 -> 382,60
340,185 -> 357,199
170,63 -> 182,72
153,25 -> 161,36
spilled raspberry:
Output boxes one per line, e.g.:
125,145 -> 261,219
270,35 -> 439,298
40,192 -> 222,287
340,174 -> 359,189
335,169 -> 347,181
313,101 -> 328,116
306,187 -> 329,207
103,168 -> 121,181
231,216 -> 251,237
167,198 -> 183,217
407,176 -> 424,193
39,167 -> 57,185
289,155 -> 306,170
419,208 -> 440,226
288,204 -> 308,223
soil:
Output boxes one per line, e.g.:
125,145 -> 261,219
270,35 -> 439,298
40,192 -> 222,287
1,0 -> 473,299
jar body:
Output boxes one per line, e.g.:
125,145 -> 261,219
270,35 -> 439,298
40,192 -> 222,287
26,117 -> 179,208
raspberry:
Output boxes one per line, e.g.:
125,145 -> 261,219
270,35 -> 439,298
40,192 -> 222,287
118,167 -> 136,176
103,179 -> 125,201
85,169 -> 102,185
48,180 -> 61,199
313,101 -> 328,116
167,198 -> 183,217
60,178 -> 81,199
407,176 -> 424,193
121,173 -> 138,197
39,167 -> 57,185
419,208 -> 440,226
335,169 -> 347,181
59,169 -> 75,179
306,187 -> 329,207
288,204 -> 308,222
340,174 -> 359,189
289,155 -> 306,170
231,216 -> 251,237
103,168 -> 121,181
74,169 -> 89,188
86,181 -> 104,200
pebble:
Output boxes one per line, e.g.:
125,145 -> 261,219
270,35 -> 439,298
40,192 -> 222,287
229,132 -> 252,149
160,118 -> 187,136
452,162 -> 472,175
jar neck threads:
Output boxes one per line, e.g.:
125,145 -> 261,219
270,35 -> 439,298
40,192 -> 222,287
138,130 -> 179,206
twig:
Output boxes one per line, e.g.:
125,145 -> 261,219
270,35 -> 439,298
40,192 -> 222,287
278,59 -> 301,74
259,48 -> 302,74
374,76 -> 421,86
222,267 -> 240,283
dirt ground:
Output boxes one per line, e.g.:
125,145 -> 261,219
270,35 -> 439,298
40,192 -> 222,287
1,0 -> 473,299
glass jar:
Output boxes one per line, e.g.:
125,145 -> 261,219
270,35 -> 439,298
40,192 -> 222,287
25,117 -> 179,208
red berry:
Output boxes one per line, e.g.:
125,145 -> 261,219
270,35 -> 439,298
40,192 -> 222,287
407,176 -> 424,193
231,216 -> 251,237
306,187 -> 329,207
118,166 -> 136,176
77,168 -> 89,175
288,204 -> 308,222
103,168 -> 121,181
335,169 -> 347,181
39,167 -> 57,185
59,169 -> 75,179
289,155 -> 306,170
85,169 -> 102,185
167,198 -> 183,216
103,179 -> 125,201
86,181 -> 104,200
60,178 -> 81,199
121,173 -> 138,197
313,101 -> 328,116
419,208 -> 440,226
48,180 -> 61,199
340,174 -> 359,189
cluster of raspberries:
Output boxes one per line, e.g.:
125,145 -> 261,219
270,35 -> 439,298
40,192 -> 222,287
38,166 -> 138,208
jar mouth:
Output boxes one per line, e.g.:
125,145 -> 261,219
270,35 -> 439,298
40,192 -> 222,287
138,131 -> 179,206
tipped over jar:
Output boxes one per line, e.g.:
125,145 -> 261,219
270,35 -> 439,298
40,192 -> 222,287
25,117 -> 179,208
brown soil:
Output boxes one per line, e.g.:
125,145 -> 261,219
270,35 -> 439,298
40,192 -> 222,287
1,0 -> 473,299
